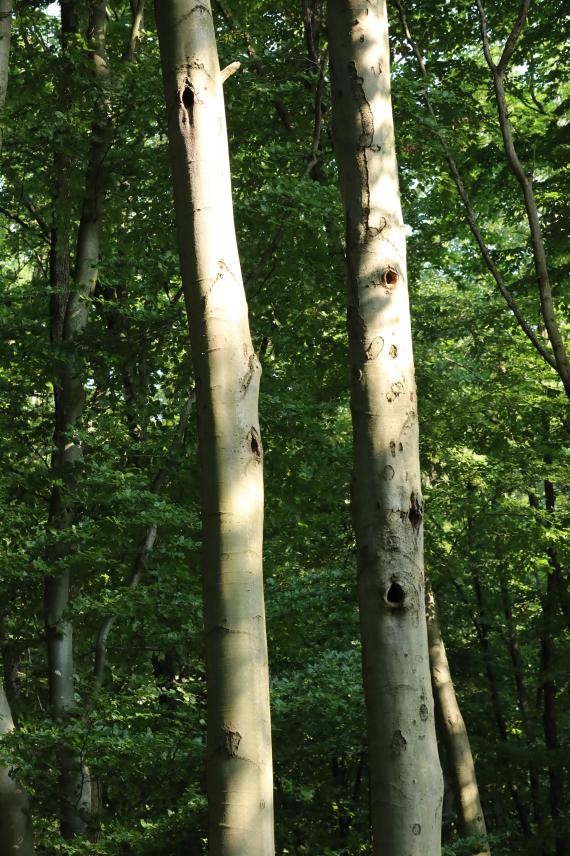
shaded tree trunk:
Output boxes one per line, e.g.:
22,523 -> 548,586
155,2 -> 274,853
0,0 -> 11,154
328,2 -> 443,853
466,496 -> 532,839
45,1 -> 110,838
498,567 -> 544,834
0,682 -> 35,856
427,585 -> 490,854
541,481 -> 568,856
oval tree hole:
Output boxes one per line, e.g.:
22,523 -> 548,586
386,581 -> 405,608
182,84 -> 194,110
384,269 -> 398,287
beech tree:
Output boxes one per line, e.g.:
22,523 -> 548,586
328,1 -> 443,852
155,1 -> 274,852
0,1 -> 567,855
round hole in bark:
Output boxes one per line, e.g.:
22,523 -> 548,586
384,268 -> 398,288
386,581 -> 405,607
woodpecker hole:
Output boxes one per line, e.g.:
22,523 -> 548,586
386,581 -> 405,608
409,492 -> 423,529
182,84 -> 195,110
384,268 -> 398,288
248,427 -> 262,460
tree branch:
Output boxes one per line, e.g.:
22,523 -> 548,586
474,0 -> 570,397
393,0 -> 558,372
497,0 -> 530,75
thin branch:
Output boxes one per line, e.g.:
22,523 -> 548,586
474,0 -> 495,70
0,206 -> 50,242
497,0 -> 530,74
221,60 -> 241,83
474,0 -> 570,397
393,0 -> 558,372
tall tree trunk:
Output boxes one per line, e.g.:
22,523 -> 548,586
0,6 -> 35,853
426,585 -> 490,855
0,682 -> 35,856
541,481 -> 568,856
328,2 -> 443,853
45,1 -> 110,838
0,0 -> 12,154
154,3 -> 274,854
498,568 -> 544,834
466,505 -> 532,839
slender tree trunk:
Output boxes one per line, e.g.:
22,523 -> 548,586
466,500 -> 532,839
498,569 -> 544,833
328,2 -> 443,853
426,585 -> 490,855
0,682 -> 35,856
540,571 -> 567,856
155,3 -> 274,853
45,2 -> 110,838
541,481 -> 568,856
0,0 -> 12,154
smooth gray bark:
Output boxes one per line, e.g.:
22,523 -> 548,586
155,2 -> 274,853
328,1 -> 443,853
0,683 -> 35,856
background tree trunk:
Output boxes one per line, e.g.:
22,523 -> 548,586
427,585 -> 490,854
328,1 -> 443,853
0,0 -> 12,154
155,2 -> 274,853
45,1 -> 109,838
0,682 -> 35,856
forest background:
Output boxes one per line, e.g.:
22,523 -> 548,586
0,0 -> 568,854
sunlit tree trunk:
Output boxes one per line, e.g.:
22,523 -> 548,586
155,2 -> 274,853
427,586 -> 490,854
328,2 -> 443,853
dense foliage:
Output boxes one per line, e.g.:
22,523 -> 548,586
0,0 -> 568,853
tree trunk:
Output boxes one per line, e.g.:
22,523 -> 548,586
541,480 -> 567,856
498,567 -> 544,834
328,2 -> 443,853
45,1 -> 109,838
466,501 -> 532,839
0,0 -> 12,154
0,682 -> 35,856
427,586 -> 490,855
154,3 -> 274,854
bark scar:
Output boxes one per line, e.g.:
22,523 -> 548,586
241,353 -> 258,394
221,726 -> 241,757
